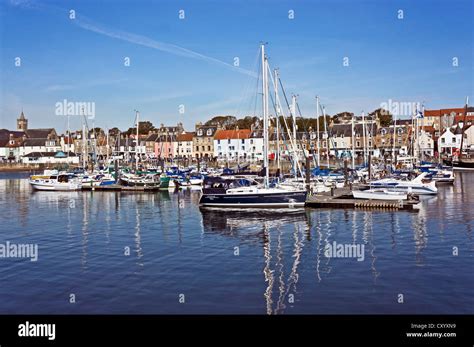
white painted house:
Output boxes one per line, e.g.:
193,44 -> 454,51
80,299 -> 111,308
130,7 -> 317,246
416,131 -> 435,157
438,127 -> 464,155
245,130 -> 264,161
214,129 -> 251,161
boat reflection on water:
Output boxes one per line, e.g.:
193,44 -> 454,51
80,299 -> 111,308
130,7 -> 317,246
199,207 -> 309,240
200,207 -> 310,314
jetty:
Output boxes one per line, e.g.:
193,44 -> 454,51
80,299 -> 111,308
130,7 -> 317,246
305,187 -> 420,211
81,185 -> 169,192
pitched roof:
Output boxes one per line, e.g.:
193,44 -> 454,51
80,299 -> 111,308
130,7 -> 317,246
25,128 -> 55,138
424,108 -> 465,117
214,129 -> 251,140
23,138 -> 48,146
177,132 -> 194,141
195,126 -> 218,137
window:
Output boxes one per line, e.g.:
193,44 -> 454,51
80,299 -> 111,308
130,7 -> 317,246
196,146 -> 199,151
441,138 -> 445,144
241,146 -> 245,151
206,129 -> 212,136
398,139 -> 402,144
452,137 -> 456,143
201,146 -> 205,151
228,139 -> 231,144
208,146 -> 211,151
250,139 -> 254,144
241,139 -> 244,144
217,140 -> 220,144
356,141 -> 360,147
197,129 -> 203,136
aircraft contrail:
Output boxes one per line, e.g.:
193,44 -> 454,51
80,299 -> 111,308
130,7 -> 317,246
9,0 -> 258,78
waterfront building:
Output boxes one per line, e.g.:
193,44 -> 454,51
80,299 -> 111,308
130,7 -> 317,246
374,125 -> 409,157
176,132 -> 194,159
193,123 -> 221,160
144,133 -> 159,159
246,130 -> 264,161
423,107 -> 474,131
416,131 -> 435,158
214,129 -> 251,161
0,129 -> 25,162
155,134 -> 177,159
438,127 -> 464,155
21,151 -> 79,165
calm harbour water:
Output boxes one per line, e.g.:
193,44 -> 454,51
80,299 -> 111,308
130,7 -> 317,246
0,172 -> 473,314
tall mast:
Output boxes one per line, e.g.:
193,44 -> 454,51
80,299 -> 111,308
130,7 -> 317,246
67,114 -> 70,160
392,112 -> 397,168
316,96 -> 320,168
459,97 -> 469,156
291,95 -> 297,176
135,110 -> 140,172
274,69 -> 280,171
351,113 -> 355,170
261,44 -> 269,188
82,108 -> 87,171
106,128 -> 110,167
361,111 -> 367,167
323,106 -> 329,169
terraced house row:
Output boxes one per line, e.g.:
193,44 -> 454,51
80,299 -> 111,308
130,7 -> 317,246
2,107 -> 474,164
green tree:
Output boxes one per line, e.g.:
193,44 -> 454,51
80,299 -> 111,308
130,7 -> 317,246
205,115 -> 237,128
369,108 -> 392,127
125,121 -> 155,135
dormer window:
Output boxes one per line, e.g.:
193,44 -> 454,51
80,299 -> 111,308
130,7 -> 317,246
206,129 -> 212,136
197,129 -> 203,136
381,129 -> 387,136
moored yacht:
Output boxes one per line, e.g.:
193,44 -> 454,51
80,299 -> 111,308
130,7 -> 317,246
199,177 -> 306,207
199,44 -> 307,208
369,172 -> 437,195
29,173 -> 82,191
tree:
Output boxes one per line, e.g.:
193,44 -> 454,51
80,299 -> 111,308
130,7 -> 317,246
369,108 -> 392,127
205,115 -> 237,128
108,127 -> 120,137
235,116 -> 261,130
125,121 -> 155,135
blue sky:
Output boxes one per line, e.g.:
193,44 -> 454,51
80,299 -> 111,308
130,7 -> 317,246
1,0 -> 472,133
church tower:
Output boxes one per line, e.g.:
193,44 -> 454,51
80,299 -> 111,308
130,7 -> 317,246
17,111 -> 28,131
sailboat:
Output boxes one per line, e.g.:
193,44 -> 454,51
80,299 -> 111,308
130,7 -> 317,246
199,44 -> 307,208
